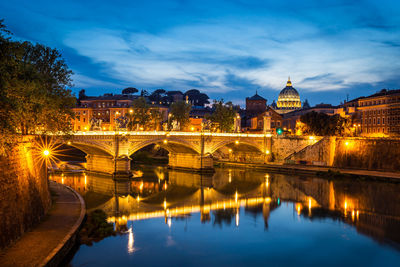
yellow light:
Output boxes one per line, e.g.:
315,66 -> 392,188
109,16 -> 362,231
130,109 -> 133,113
191,127 -> 195,131
139,127 -> 144,131
43,149 -> 50,156
309,136 -> 315,140
228,148 -> 232,153
67,141 -> 71,145
136,195 -> 140,202
164,200 -> 167,209
265,150 -> 270,155
297,204 -> 301,215
235,140 -> 239,145
308,197 -> 312,210
163,139 -> 168,144
345,141 -> 349,146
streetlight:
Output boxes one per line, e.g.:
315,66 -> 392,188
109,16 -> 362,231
43,149 -> 50,182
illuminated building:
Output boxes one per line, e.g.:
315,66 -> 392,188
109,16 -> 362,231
274,77 -> 302,114
72,93 -> 168,131
357,89 -> 400,137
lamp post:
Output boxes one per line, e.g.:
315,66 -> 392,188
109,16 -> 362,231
114,111 -> 120,131
43,149 -> 50,185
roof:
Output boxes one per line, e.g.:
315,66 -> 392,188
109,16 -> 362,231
81,94 -> 138,101
247,93 -> 266,101
365,89 -> 400,98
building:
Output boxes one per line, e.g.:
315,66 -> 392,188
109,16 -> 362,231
72,93 -> 168,131
246,92 -> 267,116
248,107 -> 283,133
282,103 -> 339,133
356,89 -> 400,137
273,78 -> 302,114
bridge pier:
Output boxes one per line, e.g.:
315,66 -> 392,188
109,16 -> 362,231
168,153 -> 214,172
86,154 -> 131,177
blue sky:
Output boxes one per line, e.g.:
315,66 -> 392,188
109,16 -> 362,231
1,0 -> 400,106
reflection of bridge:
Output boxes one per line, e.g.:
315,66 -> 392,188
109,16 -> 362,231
51,168 -> 400,248
68,131 -> 317,176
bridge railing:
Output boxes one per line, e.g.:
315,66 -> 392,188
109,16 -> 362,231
72,131 -> 273,138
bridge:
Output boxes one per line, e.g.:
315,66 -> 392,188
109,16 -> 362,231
67,131 -> 320,176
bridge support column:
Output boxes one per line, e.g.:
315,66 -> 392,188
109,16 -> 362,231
86,154 -> 131,177
168,153 -> 214,172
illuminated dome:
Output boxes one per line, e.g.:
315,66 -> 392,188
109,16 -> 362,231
276,77 -> 301,113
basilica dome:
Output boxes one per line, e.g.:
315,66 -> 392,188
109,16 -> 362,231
276,78 -> 301,112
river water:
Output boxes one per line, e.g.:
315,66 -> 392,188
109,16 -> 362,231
50,166 -> 400,266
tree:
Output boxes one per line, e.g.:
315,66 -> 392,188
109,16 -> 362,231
206,100 -> 236,132
300,111 -> 350,136
78,89 -> 87,100
184,89 -> 210,106
149,89 -> 166,103
140,89 -> 149,97
169,101 -> 191,130
0,20 -> 75,146
122,87 -> 138,94
127,97 -> 151,130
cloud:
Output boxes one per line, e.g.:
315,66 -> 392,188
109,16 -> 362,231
2,0 -> 400,105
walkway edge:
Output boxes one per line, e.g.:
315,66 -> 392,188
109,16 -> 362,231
40,182 -> 86,267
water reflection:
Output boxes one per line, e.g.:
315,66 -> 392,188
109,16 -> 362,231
50,166 -> 400,251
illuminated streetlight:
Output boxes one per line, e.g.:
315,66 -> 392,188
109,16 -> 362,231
43,149 -> 50,156
235,140 -> 239,145
265,150 -> 270,155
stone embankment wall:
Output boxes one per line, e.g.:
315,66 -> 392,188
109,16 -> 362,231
0,137 -> 51,249
334,138 -> 400,171
272,136 -> 320,162
286,137 -> 400,171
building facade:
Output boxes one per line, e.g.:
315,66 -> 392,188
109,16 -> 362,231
357,89 -> 400,137
72,94 -> 168,131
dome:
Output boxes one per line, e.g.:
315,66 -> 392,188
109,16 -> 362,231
275,77 -> 301,113
278,79 -> 300,99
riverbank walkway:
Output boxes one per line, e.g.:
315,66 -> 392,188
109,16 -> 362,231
218,162 -> 400,181
0,181 -> 85,267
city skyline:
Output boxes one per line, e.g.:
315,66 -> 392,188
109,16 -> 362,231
1,0 -> 400,106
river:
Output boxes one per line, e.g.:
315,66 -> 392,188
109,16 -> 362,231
50,165 -> 400,266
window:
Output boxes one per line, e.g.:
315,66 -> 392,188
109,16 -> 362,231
377,118 -> 380,124
382,118 -> 385,125
373,118 -> 376,124
83,118 -> 86,122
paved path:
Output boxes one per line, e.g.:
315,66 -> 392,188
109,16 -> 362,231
0,181 -> 85,267
219,162 -> 400,180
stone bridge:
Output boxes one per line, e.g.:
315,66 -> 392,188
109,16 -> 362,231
67,131 -> 319,176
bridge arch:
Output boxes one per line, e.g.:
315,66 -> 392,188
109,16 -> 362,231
128,137 -> 201,156
67,141 -> 114,157
209,139 -> 264,155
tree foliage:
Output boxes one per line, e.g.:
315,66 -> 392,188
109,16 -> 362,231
300,111 -> 350,136
169,101 -> 191,129
122,87 -> 138,94
184,89 -> 209,106
206,100 -> 236,132
127,97 -> 151,130
0,20 -> 75,153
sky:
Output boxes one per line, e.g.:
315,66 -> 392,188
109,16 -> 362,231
1,0 -> 400,107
